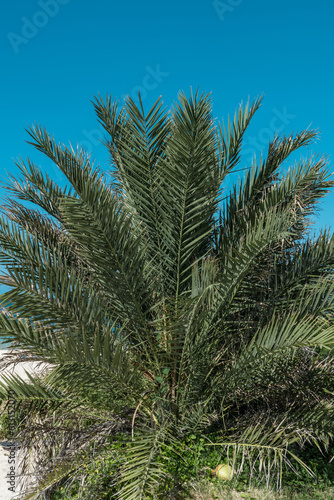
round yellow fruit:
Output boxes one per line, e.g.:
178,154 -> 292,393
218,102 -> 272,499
215,464 -> 233,480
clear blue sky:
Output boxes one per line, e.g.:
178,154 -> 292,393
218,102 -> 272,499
1,0 -> 334,233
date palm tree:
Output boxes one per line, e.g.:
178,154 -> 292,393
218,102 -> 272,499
1,90 -> 334,499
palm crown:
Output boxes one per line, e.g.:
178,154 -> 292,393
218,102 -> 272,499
1,90 -> 334,499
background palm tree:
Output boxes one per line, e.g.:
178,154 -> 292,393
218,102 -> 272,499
1,90 -> 334,499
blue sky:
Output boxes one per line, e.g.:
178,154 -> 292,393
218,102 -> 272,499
1,0 -> 334,233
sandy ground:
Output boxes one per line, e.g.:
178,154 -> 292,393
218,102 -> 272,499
0,349 -> 50,499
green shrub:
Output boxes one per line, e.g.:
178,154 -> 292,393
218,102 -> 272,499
48,433 -> 334,499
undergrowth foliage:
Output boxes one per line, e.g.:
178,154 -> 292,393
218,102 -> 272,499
0,90 -> 334,499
